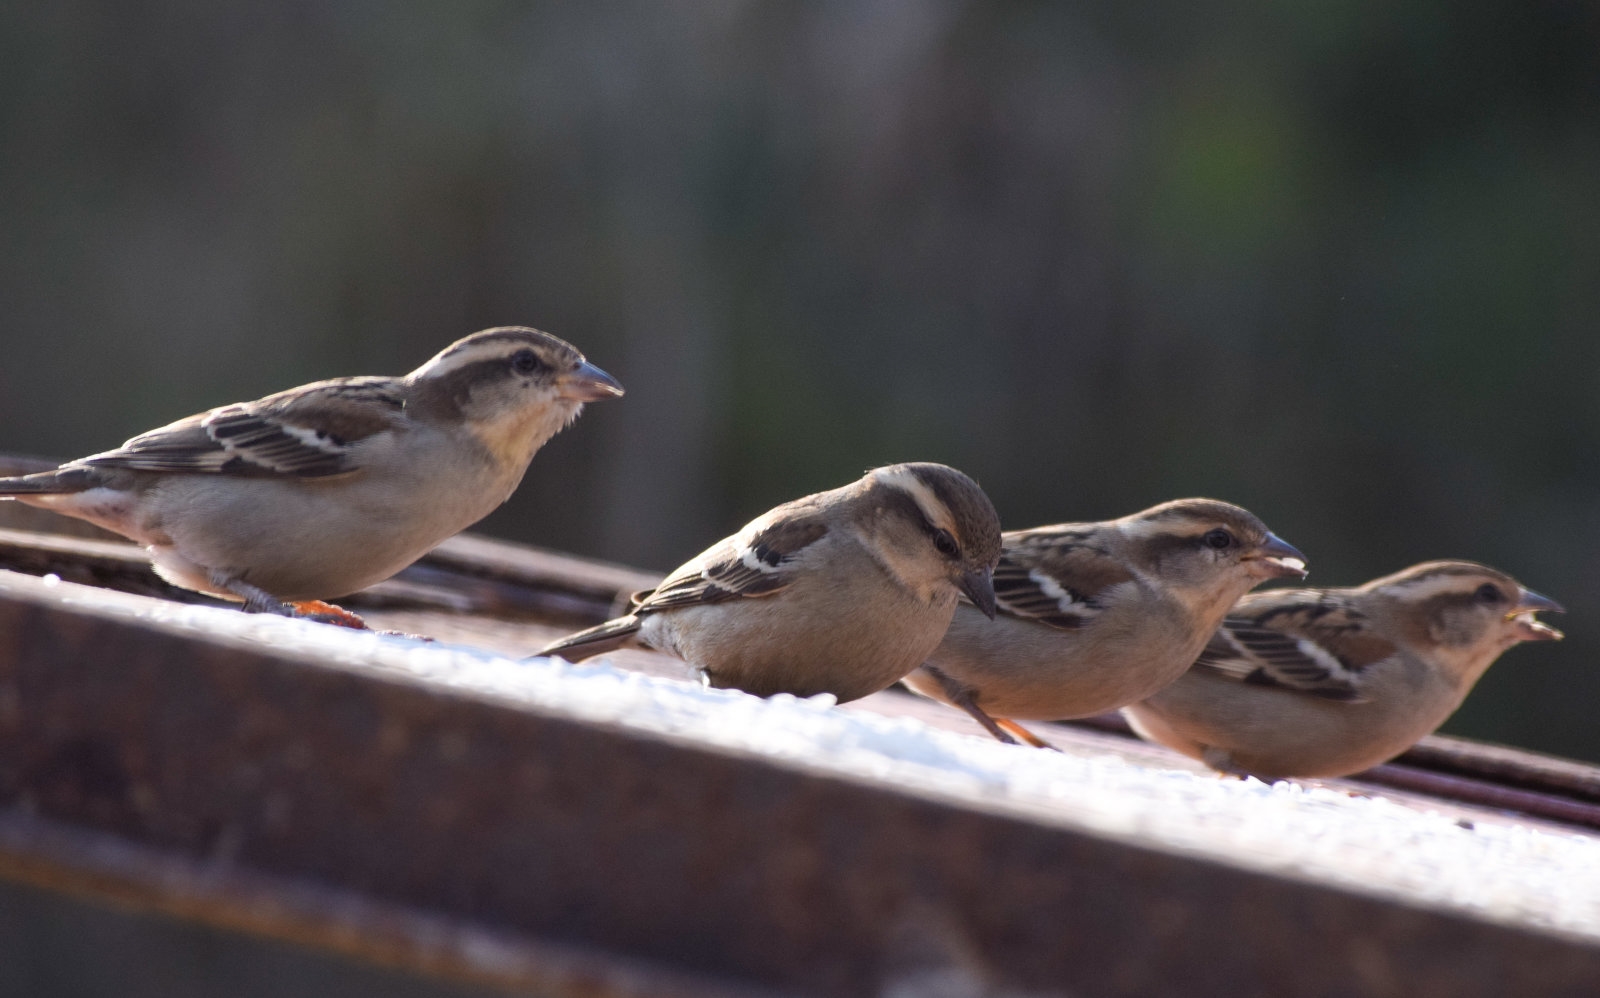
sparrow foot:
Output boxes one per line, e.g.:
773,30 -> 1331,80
996,718 -> 1059,751
1200,747 -> 1261,779
286,600 -> 369,629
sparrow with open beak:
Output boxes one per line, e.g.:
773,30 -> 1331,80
539,463 -> 1003,704
0,326 -> 622,620
902,498 -> 1307,746
1123,560 -> 1564,779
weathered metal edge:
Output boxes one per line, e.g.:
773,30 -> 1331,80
10,518 -> 1600,821
7,512 -> 1600,840
1398,734 -> 1600,801
0,564 -> 1586,904
0,808 -> 778,998
3,571 -> 1600,997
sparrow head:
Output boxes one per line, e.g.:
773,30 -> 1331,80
411,326 -> 624,409
409,326 -> 623,465
1364,560 -> 1564,671
1117,497 -> 1307,608
863,463 -> 1003,617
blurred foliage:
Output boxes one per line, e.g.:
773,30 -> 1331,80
2,2 -> 1598,757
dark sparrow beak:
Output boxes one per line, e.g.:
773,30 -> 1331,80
559,361 -> 625,402
1245,532 -> 1309,580
959,567 -> 999,620
1510,588 -> 1565,641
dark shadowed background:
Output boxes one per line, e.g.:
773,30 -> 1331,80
2,3 -> 1598,759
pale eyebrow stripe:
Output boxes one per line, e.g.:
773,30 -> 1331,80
870,467 -> 956,534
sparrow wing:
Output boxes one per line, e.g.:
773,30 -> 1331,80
539,507 -> 830,661
1193,590 -> 1396,702
80,378 -> 406,479
985,525 -> 1137,630
638,509 -> 830,612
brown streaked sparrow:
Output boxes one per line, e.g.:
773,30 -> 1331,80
0,327 -> 622,618
901,498 -> 1307,747
1122,560 -> 1564,779
538,463 -> 1003,704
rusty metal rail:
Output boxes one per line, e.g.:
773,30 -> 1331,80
4,453 -> 1600,995
3,571 -> 1600,996
4,515 -> 1599,838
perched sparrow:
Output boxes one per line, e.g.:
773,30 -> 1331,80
539,463 -> 1003,703
1122,560 -> 1564,779
902,499 -> 1307,747
0,327 -> 622,617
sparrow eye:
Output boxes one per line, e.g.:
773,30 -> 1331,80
1474,583 -> 1505,604
510,349 -> 544,375
932,528 -> 960,558
1202,528 -> 1234,550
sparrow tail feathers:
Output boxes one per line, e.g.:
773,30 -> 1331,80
536,615 -> 643,662
0,468 -> 103,496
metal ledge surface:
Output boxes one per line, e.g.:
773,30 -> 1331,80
1,571 -> 1599,997
4,517 -> 1600,837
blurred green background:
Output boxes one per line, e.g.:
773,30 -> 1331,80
2,3 -> 1597,758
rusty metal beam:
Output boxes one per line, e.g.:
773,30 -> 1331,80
0,807 -> 764,998
7,518 -> 1600,836
2,569 -> 1600,997
8,448 -> 1600,994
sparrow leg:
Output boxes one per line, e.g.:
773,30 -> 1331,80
920,666 -> 1021,746
210,572 -> 297,616
995,718 -> 1059,751
207,572 -> 367,628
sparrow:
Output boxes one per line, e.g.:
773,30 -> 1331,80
538,463 -> 1003,704
901,498 -> 1307,747
1121,560 -> 1564,779
0,327 -> 622,618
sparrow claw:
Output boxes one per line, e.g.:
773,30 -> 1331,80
996,718 -> 1058,751
286,600 -> 369,629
